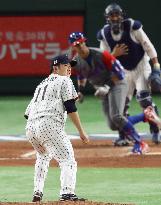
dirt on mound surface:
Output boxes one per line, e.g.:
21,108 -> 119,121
0,139 -> 161,167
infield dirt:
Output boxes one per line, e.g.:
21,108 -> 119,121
0,139 -> 160,205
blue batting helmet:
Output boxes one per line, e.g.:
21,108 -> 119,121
68,32 -> 86,46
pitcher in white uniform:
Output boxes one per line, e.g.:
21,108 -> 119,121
25,54 -> 89,202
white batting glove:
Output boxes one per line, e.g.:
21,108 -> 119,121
94,85 -> 110,98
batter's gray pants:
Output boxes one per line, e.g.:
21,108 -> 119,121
102,80 -> 128,131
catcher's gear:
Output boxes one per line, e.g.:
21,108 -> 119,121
136,90 -> 152,108
144,106 -> 161,129
104,3 -> 123,18
104,3 -> 124,34
68,32 -> 86,46
152,132 -> 160,144
148,68 -> 161,93
136,90 -> 160,143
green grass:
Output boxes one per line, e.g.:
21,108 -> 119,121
0,167 -> 161,205
0,94 -> 160,135
0,96 -> 161,205
0,96 -> 31,135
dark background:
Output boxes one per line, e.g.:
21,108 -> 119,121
0,0 -> 160,94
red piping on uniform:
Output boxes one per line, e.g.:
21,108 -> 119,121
102,50 -> 116,70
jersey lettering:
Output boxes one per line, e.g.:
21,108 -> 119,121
34,84 -> 48,102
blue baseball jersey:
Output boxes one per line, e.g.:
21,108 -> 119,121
73,48 -> 125,87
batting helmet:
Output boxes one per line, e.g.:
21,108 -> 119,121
148,69 -> 161,93
68,32 -> 86,46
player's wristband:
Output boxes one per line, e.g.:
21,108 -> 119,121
153,63 -> 160,70
152,63 -> 161,76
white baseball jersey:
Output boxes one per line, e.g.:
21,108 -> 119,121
25,73 -> 78,196
25,73 -> 78,128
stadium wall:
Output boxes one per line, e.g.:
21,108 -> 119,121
0,0 -> 160,94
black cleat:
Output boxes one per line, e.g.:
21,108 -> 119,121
114,138 -> 131,146
32,191 -> 43,202
59,194 -> 86,201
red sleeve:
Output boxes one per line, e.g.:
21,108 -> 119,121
71,68 -> 79,76
102,50 -> 116,70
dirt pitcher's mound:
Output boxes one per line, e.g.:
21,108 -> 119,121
0,140 -> 161,167
0,201 -> 136,205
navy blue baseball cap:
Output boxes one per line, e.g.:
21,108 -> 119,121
50,54 -> 77,68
